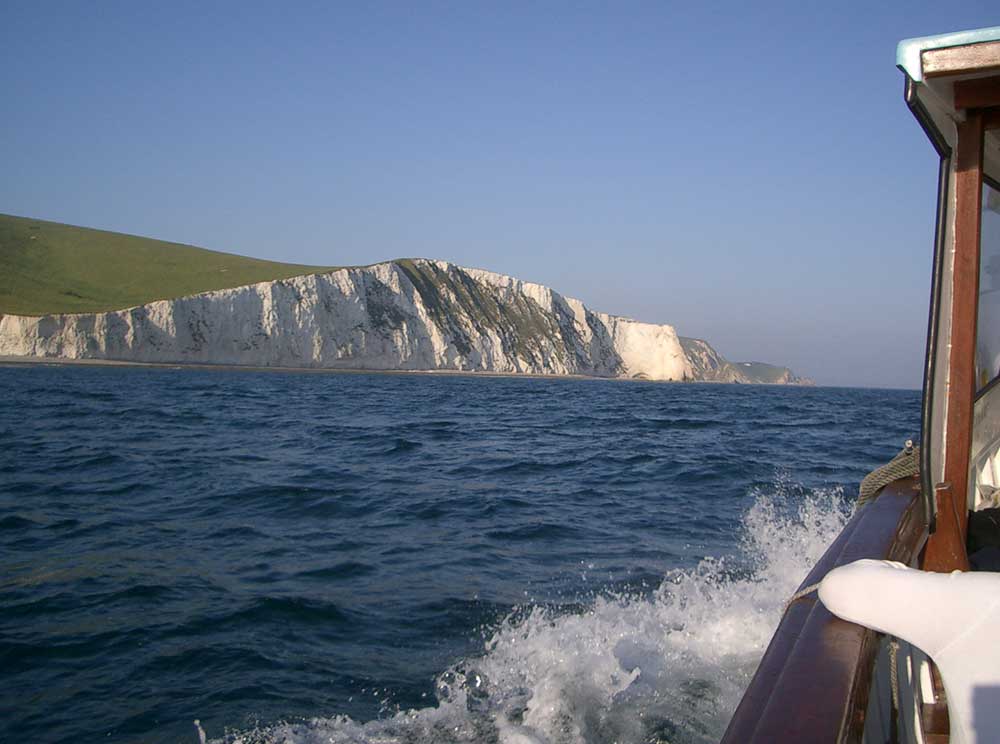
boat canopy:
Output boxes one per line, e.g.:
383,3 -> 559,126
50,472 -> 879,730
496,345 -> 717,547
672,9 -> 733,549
899,27 -> 1000,571
721,30 -> 1000,744
897,26 -> 1000,82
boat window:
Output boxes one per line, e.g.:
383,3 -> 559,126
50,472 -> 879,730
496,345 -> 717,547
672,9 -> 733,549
976,180 -> 1000,392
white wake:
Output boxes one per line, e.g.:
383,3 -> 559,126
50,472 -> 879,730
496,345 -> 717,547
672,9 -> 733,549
211,486 -> 850,744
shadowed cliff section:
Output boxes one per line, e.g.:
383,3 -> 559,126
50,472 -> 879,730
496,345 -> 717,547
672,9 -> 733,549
679,337 -> 812,385
395,260 -> 624,376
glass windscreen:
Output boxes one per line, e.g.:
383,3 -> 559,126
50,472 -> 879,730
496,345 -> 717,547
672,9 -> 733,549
976,180 -> 1000,392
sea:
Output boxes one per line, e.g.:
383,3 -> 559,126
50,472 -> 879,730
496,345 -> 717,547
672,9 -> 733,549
0,363 -> 920,744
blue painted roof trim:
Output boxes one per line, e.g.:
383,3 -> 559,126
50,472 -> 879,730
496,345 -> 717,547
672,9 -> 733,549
897,26 -> 1000,82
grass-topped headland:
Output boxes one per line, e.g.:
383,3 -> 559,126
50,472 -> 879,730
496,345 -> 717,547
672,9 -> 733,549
0,214 -> 339,316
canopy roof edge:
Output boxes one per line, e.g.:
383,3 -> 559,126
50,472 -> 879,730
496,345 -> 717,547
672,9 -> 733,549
897,26 -> 1000,82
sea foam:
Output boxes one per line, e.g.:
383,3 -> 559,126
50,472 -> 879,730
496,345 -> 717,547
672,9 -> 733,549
209,486 -> 850,744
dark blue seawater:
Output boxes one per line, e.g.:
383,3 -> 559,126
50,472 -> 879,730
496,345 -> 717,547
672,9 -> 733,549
0,364 -> 919,744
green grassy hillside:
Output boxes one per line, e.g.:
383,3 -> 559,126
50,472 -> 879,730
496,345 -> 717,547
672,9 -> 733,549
0,214 -> 337,315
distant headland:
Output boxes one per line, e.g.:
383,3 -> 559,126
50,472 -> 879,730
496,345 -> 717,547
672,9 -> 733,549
0,214 -> 811,384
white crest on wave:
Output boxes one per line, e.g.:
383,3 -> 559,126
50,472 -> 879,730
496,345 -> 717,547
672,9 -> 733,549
211,483 -> 851,744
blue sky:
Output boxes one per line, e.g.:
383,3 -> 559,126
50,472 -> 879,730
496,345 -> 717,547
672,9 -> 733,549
1,1 -> 995,388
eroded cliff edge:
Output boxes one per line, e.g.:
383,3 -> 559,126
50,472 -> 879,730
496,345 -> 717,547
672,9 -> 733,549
0,259 -> 696,380
679,337 -> 812,385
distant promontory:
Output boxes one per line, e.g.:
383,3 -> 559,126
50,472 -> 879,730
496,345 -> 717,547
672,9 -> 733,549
0,214 -> 810,384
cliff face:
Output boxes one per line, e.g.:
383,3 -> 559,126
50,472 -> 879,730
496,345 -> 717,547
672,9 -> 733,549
0,259 -> 694,381
678,337 -> 743,383
679,337 -> 812,385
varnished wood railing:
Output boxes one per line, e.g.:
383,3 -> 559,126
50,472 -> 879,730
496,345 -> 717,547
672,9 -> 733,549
720,477 -> 928,743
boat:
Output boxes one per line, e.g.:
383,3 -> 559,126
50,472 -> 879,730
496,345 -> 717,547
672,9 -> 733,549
720,27 -> 1000,744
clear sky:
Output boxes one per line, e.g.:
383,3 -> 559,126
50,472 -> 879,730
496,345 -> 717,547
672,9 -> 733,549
1,1 -> 996,388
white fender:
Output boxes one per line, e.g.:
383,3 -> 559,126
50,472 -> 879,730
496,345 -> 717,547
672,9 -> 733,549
819,559 -> 1000,744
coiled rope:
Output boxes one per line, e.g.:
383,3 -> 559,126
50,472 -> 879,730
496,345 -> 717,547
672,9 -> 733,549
780,440 -> 917,725
784,581 -> 823,611
784,438 -> 920,614
889,638 -> 901,713
856,439 -> 920,509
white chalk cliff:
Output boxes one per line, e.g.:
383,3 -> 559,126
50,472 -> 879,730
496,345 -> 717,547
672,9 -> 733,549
0,259 -> 696,380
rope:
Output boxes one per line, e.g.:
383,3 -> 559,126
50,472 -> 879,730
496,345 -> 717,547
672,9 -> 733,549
782,586 -> 903,725
888,638 -> 901,713
779,438 -> 921,614
784,581 -> 822,611
778,439 -> 913,723
851,441 -> 915,719
856,439 -> 920,509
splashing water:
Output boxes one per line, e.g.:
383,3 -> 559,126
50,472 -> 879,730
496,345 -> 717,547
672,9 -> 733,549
209,486 -> 851,744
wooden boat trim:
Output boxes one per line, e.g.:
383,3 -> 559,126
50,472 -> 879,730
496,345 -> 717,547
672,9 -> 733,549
953,77 -> 1000,110
922,40 -> 1000,79
720,478 -> 927,744
923,109 -> 984,572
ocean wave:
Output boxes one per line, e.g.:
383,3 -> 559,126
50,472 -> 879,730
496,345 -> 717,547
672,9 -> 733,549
206,486 -> 850,744
0,368 -> 916,744
296,562 -> 377,581
486,522 -> 582,542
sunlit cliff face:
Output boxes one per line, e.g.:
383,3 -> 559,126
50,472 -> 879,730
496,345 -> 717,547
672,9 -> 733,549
0,259 -> 693,381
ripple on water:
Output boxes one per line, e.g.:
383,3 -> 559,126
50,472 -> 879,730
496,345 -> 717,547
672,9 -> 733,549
486,521 -> 583,542
0,366 -> 920,744
295,561 -> 377,581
